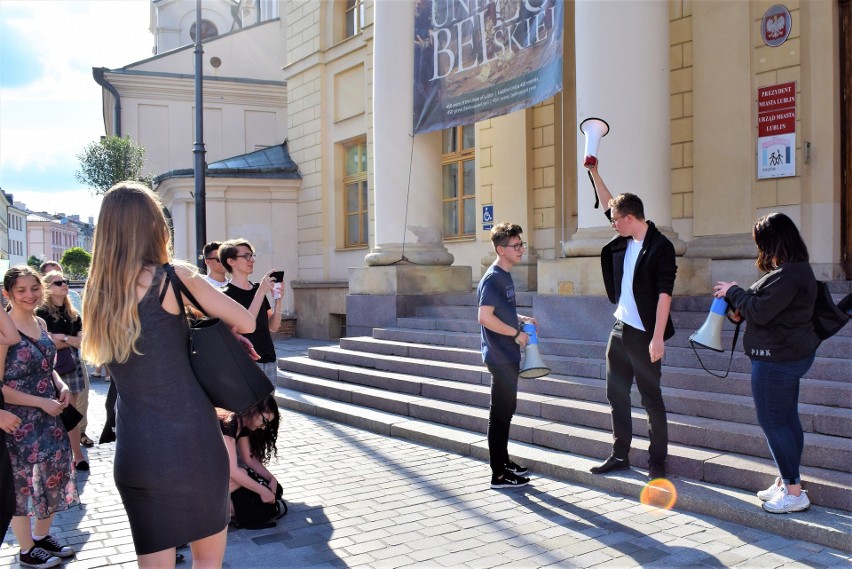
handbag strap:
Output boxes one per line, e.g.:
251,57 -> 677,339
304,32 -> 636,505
17,330 -> 62,398
161,263 -> 209,318
690,321 -> 741,379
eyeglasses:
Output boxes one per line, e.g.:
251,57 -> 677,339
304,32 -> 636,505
205,257 -> 220,263
610,215 -> 626,226
502,241 -> 527,251
235,253 -> 257,261
50,280 -> 68,287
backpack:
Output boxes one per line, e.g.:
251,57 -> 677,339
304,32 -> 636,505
812,281 -> 850,340
231,467 -> 287,529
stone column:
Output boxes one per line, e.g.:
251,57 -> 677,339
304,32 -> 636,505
367,0 -> 452,267
543,0 -> 700,295
562,0 -> 682,257
348,0 -> 471,309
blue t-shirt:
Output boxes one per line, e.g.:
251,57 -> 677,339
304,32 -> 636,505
477,264 -> 521,365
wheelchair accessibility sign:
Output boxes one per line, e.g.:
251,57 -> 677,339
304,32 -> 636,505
482,205 -> 493,230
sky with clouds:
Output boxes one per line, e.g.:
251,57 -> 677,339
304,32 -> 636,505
0,0 -> 153,221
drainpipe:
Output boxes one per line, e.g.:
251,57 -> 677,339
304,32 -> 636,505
92,67 -> 121,137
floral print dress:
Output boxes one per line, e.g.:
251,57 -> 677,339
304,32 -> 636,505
3,330 -> 77,518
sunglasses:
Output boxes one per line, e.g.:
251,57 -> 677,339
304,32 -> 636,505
50,280 -> 68,287
205,257 -> 221,263
259,415 -> 272,429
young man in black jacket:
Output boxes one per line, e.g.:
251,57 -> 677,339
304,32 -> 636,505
586,162 -> 677,480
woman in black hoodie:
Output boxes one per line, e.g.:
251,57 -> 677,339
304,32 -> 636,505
714,212 -> 819,514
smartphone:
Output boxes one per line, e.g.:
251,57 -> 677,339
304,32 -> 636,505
270,270 -> 285,282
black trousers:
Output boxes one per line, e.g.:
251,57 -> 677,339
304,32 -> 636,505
605,321 -> 668,466
486,362 -> 520,475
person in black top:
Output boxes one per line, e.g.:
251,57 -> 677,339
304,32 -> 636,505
217,395 -> 281,515
219,239 -> 284,382
715,213 -> 819,514
37,271 -> 91,470
586,162 -> 677,481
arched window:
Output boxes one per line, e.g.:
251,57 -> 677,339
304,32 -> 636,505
189,19 -> 218,42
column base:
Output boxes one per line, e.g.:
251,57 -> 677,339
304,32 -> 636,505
480,253 -> 538,292
349,264 -> 472,295
560,226 -> 687,257
539,256 -> 712,296
365,242 -> 454,266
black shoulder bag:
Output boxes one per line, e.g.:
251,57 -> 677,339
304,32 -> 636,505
161,264 -> 274,414
812,281 -> 849,341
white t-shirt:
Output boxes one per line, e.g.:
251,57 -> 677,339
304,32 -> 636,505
204,274 -> 228,289
613,238 -> 645,331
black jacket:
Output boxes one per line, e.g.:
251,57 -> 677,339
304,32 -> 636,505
725,261 -> 819,361
601,219 -> 677,340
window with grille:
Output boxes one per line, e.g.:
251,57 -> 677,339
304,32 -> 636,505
441,125 -> 476,239
343,140 -> 369,248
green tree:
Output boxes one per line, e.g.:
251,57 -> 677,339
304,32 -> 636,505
27,256 -> 42,270
75,136 -> 152,194
60,247 -> 92,278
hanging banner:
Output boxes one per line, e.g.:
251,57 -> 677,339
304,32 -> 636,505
413,0 -> 564,134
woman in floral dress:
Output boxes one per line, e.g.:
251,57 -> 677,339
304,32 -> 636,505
2,266 -> 78,569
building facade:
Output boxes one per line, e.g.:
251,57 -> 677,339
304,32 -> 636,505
26,212 -> 78,263
7,201 -> 27,268
98,0 -> 850,339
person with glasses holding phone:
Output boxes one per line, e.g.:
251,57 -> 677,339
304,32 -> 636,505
219,239 -> 283,382
216,396 -> 281,522
201,241 -> 229,288
585,161 -> 677,481
478,222 -> 537,489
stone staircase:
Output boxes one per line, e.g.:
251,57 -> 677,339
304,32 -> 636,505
275,289 -> 852,551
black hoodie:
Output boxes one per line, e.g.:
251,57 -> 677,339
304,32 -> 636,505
725,261 -> 820,361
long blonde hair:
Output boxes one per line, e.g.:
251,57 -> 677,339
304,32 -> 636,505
82,182 -> 172,365
40,270 -> 78,322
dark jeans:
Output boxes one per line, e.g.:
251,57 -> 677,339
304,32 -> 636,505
486,362 -> 520,476
606,321 -> 668,466
751,353 -> 815,485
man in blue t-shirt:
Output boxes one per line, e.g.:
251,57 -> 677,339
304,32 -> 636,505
477,222 -> 538,489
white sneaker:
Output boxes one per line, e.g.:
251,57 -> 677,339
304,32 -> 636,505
762,486 -> 810,513
756,477 -> 784,502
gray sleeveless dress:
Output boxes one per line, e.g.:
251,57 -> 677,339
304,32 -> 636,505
109,266 -> 229,555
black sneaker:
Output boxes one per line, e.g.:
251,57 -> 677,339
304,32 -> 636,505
491,470 -> 529,489
505,460 -> 528,476
648,463 -> 667,480
32,536 -> 74,559
18,547 -> 61,568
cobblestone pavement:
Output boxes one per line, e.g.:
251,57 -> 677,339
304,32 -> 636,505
1,339 -> 850,568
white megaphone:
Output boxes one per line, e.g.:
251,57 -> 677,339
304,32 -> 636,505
579,117 -> 610,168
689,297 -> 728,352
519,323 -> 550,379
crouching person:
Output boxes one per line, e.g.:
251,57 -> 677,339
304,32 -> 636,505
217,396 -> 286,529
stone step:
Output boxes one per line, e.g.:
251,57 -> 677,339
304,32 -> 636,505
310,343 -> 605,383
322,339 -> 852,422
348,333 -> 852,396
394,314 -> 851,359
660,366 -> 852,409
275,376 -> 852,515
279,357 -> 851,469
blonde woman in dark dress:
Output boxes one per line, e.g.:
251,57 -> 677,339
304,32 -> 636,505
82,182 -> 255,568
